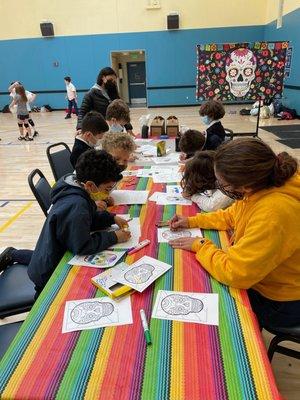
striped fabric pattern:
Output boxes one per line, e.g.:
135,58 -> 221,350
0,173 -> 280,399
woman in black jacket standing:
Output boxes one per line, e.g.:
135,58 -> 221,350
76,67 -> 133,134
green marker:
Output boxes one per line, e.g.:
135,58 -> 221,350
140,309 -> 152,345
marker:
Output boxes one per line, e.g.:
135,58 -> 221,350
127,239 -> 150,255
140,309 -> 152,345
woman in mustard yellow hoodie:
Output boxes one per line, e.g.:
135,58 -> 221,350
169,138 -> 300,329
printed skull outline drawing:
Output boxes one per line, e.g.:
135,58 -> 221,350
70,301 -> 114,324
124,264 -> 155,284
161,294 -> 204,315
162,229 -> 192,241
225,48 -> 257,98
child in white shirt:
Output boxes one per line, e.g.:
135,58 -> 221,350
64,76 -> 78,119
181,150 -> 233,212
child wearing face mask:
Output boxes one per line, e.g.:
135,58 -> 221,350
105,99 -> 131,133
199,100 -> 226,150
27,149 -> 131,297
169,139 -> 300,331
70,111 -> 109,168
77,67 -> 133,135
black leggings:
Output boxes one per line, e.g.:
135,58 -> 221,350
248,289 -> 300,329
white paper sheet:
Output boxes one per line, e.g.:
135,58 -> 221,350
157,226 -> 202,242
136,169 -> 154,178
112,190 -> 149,205
114,255 -> 172,292
148,192 -> 161,202
136,144 -> 157,156
166,185 -> 183,195
152,172 -> 182,184
68,250 -> 126,269
134,139 -> 153,145
109,217 -> 141,249
152,153 -> 180,164
122,170 -> 139,177
62,296 -> 133,333
152,290 -> 219,325
155,193 -> 192,206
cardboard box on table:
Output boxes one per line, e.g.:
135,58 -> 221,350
166,116 -> 179,136
150,116 -> 165,136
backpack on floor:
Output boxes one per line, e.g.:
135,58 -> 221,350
2,104 -> 11,113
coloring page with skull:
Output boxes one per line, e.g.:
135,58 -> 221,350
157,227 -> 202,243
152,290 -> 219,325
62,296 -> 133,333
114,255 -> 172,292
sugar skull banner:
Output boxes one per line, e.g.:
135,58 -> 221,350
196,42 -> 288,101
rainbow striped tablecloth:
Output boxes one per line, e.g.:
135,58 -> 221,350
0,174 -> 280,399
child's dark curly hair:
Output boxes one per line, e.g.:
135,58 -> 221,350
199,100 -> 225,120
181,150 -> 216,196
76,149 -> 122,185
179,129 -> 205,158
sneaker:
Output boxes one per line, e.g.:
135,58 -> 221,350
18,136 -> 25,141
25,135 -> 33,141
65,114 -> 71,119
0,247 -> 16,271
33,131 -> 39,137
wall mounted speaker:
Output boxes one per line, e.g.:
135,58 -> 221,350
40,22 -> 54,37
167,14 -> 179,30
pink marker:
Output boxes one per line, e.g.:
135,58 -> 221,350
127,239 -> 150,255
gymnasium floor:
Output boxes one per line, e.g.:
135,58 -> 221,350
0,106 -> 299,398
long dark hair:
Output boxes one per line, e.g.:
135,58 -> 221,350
181,150 -> 216,195
97,67 -> 117,86
15,84 -> 27,103
215,138 -> 298,191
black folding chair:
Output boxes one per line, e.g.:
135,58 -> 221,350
0,263 -> 36,319
0,322 -> 23,361
46,142 -> 73,181
266,326 -> 300,361
28,169 -> 52,217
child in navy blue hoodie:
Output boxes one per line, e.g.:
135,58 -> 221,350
199,100 -> 226,150
27,149 -> 131,296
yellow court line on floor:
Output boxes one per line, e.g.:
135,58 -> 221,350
0,201 -> 34,233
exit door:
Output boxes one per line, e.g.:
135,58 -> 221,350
127,62 -> 147,104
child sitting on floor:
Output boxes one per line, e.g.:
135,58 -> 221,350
181,151 -> 233,212
178,129 -> 205,163
27,149 -> 131,297
199,100 -> 226,150
70,111 -> 109,168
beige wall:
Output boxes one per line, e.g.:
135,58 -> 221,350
265,0 -> 300,23
0,0 -> 288,40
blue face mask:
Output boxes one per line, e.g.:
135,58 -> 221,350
201,116 -> 212,125
110,124 -> 124,133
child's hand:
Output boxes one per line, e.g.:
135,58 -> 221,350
96,200 -> 108,211
115,229 -> 131,243
169,214 -> 189,231
114,216 -> 129,230
179,153 -> 186,162
169,237 -> 198,251
106,196 -> 114,206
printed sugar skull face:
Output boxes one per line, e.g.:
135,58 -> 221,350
225,48 -> 257,97
161,294 -> 204,315
71,301 -> 114,324
162,229 -> 192,241
124,264 -> 155,284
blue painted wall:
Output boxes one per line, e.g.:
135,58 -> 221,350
264,8 -> 300,113
0,25 -> 264,109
